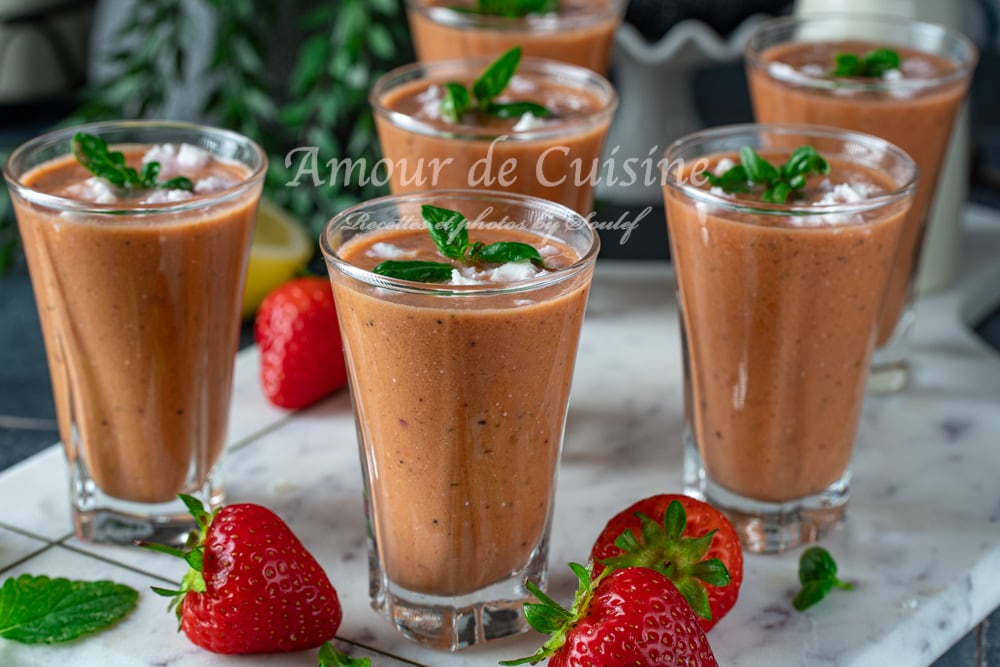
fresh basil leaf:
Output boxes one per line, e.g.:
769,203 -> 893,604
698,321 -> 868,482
864,48 -> 901,77
473,241 -> 543,264
792,579 -> 834,611
490,101 -> 552,119
373,260 -> 455,282
318,640 -> 372,666
159,176 -> 195,191
475,0 -> 558,17
0,574 -> 139,644
832,52 -> 862,77
422,204 -> 469,259
740,146 -> 778,185
792,547 -> 854,611
473,46 -> 522,105
764,181 -> 792,204
702,166 -> 750,193
441,81 -> 471,123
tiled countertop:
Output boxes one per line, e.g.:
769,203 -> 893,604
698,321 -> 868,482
1,206 -> 999,666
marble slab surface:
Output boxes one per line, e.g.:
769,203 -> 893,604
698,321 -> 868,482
1,206 -> 998,666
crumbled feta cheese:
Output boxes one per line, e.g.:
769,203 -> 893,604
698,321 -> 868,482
417,84 -> 442,120
490,261 -> 541,283
194,176 -> 235,194
140,188 -> 195,204
65,176 -> 117,204
713,158 -> 735,176
367,242 -> 416,260
512,112 -> 547,132
507,75 -> 538,95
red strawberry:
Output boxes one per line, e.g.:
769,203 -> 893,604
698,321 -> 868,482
501,564 -> 719,667
590,494 -> 743,632
254,276 -> 347,409
142,495 -> 342,654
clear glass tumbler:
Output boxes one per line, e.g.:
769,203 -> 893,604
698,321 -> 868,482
320,189 -> 598,650
4,121 -> 266,545
370,55 -> 617,217
744,13 -> 977,392
404,0 -> 626,75
662,124 -> 917,553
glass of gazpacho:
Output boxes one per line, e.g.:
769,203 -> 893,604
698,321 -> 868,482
405,0 -> 626,75
4,121 -> 266,545
371,49 -> 617,218
745,14 -> 977,393
662,124 -> 917,553
320,189 -> 599,650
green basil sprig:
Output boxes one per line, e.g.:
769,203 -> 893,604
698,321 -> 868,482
702,145 -> 830,204
832,48 -> 901,78
453,0 -> 559,17
72,132 -> 194,192
792,546 -> 854,611
373,204 -> 546,283
440,46 -> 552,123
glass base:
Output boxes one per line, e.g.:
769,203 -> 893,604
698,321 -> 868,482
684,434 -> 849,554
71,463 -> 223,546
369,547 -> 546,651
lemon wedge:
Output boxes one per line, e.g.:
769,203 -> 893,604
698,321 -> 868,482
242,199 -> 313,319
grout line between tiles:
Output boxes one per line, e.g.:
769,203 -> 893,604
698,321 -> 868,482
0,520 -> 72,545
0,542 -> 59,577
55,540 -> 181,587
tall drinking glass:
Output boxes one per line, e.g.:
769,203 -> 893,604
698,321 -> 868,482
745,14 -> 977,392
4,121 -> 266,545
321,189 -> 598,650
663,124 -> 917,553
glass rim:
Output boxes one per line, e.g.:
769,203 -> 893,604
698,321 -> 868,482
744,12 -> 978,94
320,188 -> 600,297
369,56 -> 618,142
404,0 -> 626,32
3,120 -> 268,216
662,122 -> 919,216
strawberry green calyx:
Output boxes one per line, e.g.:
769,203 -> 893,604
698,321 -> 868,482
499,562 -> 605,666
137,494 -> 219,623
599,499 -> 730,621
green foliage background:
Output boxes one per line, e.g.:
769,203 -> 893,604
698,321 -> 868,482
0,0 -> 413,273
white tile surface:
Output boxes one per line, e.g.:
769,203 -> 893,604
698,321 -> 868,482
1,206 -> 998,666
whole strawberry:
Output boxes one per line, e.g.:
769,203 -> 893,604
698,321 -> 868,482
590,494 -> 743,632
501,563 -> 719,667
143,495 -> 342,654
255,276 -> 347,409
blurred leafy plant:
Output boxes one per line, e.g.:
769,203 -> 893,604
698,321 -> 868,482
0,0 -> 412,274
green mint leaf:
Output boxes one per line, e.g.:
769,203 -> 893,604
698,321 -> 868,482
740,146 -> 779,185
0,574 -> 138,644
473,46 -> 522,105
159,176 -> 194,191
471,241 -> 543,265
490,101 -> 552,120
441,81 -> 472,123
474,0 -> 559,17
793,547 -> 854,611
832,52 -> 862,77
793,580 -> 835,611
702,166 -> 751,193
833,48 -> 901,77
373,260 -> 455,283
318,641 -> 371,666
422,204 -> 469,259
863,48 -> 901,77
72,132 -> 196,193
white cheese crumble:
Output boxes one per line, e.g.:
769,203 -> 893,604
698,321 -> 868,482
366,242 -> 417,260
512,112 -> 547,132
417,84 -> 443,121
